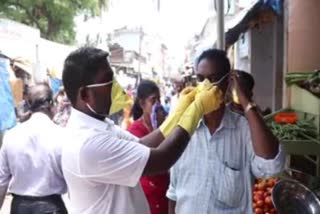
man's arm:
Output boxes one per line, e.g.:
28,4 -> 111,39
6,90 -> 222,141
142,127 -> 189,176
230,72 -> 279,159
168,199 -> 176,214
139,129 -> 164,148
245,108 -> 279,159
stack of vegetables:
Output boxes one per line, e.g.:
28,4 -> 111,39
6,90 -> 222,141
253,178 -> 278,214
267,112 -> 319,143
285,70 -> 320,97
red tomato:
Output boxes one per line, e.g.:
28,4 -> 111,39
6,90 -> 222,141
270,208 -> 277,214
254,194 -> 263,202
254,184 -> 259,191
258,182 -> 267,191
267,187 -> 273,194
256,191 -> 264,197
267,179 -> 275,187
253,202 -> 257,209
254,208 -> 263,214
256,200 -> 264,208
265,196 -> 273,206
263,192 -> 269,198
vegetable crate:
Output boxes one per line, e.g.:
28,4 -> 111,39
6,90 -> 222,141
290,85 -> 320,131
265,109 -> 320,176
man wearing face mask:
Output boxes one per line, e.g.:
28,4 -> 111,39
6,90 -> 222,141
167,49 -> 285,214
60,47 -> 223,214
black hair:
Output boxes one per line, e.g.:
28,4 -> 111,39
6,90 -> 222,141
131,80 -> 160,121
62,47 -> 109,105
196,49 -> 231,75
238,70 -> 255,92
27,83 -> 53,112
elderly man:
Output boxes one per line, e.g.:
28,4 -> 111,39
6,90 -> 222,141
0,83 -> 67,213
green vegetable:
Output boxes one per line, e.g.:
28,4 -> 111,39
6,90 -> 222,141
268,118 -> 319,143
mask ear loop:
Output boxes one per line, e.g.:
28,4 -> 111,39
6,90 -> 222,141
211,72 -> 231,104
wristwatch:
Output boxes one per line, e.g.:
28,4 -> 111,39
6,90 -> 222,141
244,102 -> 257,114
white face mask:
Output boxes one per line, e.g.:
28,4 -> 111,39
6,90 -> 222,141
85,78 -> 132,117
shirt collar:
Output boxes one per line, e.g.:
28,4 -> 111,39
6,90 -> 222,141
197,106 -> 237,130
29,112 -> 52,123
68,108 -> 114,131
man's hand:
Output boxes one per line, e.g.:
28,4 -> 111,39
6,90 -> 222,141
178,83 -> 223,135
159,87 -> 196,137
229,71 -> 250,108
195,82 -> 223,114
173,87 -> 196,114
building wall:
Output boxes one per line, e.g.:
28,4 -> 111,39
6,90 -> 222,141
249,14 -> 283,111
250,22 -> 275,110
287,0 -> 320,72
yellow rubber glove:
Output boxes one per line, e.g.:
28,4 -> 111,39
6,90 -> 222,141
178,82 -> 223,135
159,87 -> 196,137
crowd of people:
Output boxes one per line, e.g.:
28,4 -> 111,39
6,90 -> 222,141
0,47 -> 285,214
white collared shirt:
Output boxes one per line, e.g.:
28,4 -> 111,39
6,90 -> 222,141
0,113 -> 67,207
61,108 -> 150,214
167,107 -> 285,214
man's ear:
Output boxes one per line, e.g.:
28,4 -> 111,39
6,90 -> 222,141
79,87 -> 90,103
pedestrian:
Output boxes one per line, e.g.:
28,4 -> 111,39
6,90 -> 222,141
53,87 -> 71,127
60,47 -> 221,214
163,97 -> 171,114
169,75 -> 186,114
128,80 -> 169,214
167,49 -> 285,214
0,83 -> 68,214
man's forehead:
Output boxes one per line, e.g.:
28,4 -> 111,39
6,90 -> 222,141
196,59 -> 221,75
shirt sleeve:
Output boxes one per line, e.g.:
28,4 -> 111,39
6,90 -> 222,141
79,131 -> 150,187
246,127 -> 286,178
166,165 -> 178,201
0,133 -> 11,208
113,125 -> 139,142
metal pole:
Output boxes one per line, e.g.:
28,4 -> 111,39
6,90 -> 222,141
138,26 -> 143,83
216,0 -> 225,50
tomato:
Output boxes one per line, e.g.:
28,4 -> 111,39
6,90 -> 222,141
254,208 -> 263,214
270,208 -> 277,214
263,191 -> 269,198
258,182 -> 266,191
254,194 -> 263,202
256,191 -> 264,197
267,179 -> 275,187
265,196 -> 273,206
254,184 -> 259,191
253,202 -> 257,209
256,200 -> 264,208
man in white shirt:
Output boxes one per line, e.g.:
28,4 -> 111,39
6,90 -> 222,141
61,47 -> 221,214
0,83 -> 68,213
167,49 -> 285,214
